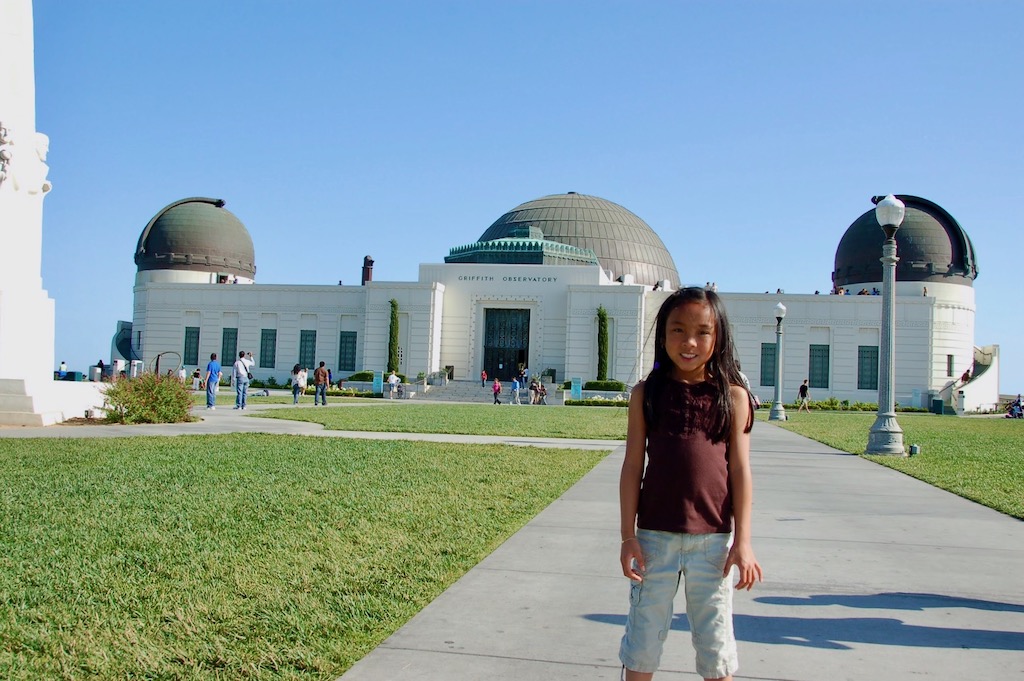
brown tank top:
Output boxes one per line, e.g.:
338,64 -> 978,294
637,379 -> 732,534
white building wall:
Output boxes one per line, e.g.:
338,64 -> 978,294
717,289 -> 978,408
418,262 -> 604,381
130,260 -> 994,410
565,285 -> 646,385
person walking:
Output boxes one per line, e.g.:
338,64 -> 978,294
481,369 -> 488,387
232,351 -> 250,410
619,287 -> 762,681
291,364 -> 305,405
797,379 -> 811,413
204,353 -> 222,410
510,376 -> 522,404
492,377 -> 502,404
313,361 -> 329,405
387,370 -> 401,399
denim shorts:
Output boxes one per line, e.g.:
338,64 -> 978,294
619,529 -> 738,678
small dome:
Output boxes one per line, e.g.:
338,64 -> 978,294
833,195 -> 977,288
476,193 -> 679,287
135,198 -> 256,278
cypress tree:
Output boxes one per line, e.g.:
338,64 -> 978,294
597,305 -> 609,381
388,298 -> 400,373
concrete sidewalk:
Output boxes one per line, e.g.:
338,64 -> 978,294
339,422 -> 1024,680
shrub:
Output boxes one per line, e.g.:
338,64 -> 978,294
103,373 -> 193,424
347,370 -> 376,381
585,380 -> 627,391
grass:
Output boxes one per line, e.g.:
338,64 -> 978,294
0,434 -> 606,679
759,410 -> 1024,519
253,402 -> 630,440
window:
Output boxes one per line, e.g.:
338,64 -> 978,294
298,330 -> 317,368
857,345 -> 879,391
808,344 -> 830,389
947,354 -> 955,377
184,326 -> 200,365
338,331 -> 357,372
260,329 -> 277,368
759,343 -> 776,387
221,328 -> 238,367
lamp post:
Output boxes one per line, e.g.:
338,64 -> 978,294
769,302 -> 787,421
866,194 -> 906,455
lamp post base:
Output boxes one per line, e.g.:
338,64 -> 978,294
866,413 -> 905,455
768,404 -> 787,421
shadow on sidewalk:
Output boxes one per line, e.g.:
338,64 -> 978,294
585,590 -> 1024,651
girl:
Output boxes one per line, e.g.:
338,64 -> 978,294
619,287 -> 762,681
290,364 -> 305,405
492,377 -> 502,404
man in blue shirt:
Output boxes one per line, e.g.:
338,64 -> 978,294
205,353 -> 222,410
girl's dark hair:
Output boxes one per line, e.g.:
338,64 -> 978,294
642,287 -> 754,442
293,363 -> 301,374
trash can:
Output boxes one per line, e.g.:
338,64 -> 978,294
931,398 -> 944,415
90,366 -> 102,382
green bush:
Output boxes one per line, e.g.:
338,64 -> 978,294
585,380 -> 627,391
761,398 -> 930,414
346,370 -> 376,381
103,373 -> 193,424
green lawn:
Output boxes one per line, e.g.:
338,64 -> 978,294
760,410 -> 1024,519
254,402 -> 630,440
0,435 -> 605,679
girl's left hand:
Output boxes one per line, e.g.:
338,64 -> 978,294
724,541 -> 763,590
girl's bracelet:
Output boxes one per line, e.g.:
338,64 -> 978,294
621,536 -> 637,543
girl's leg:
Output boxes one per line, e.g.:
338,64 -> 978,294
620,530 -> 681,678
682,534 -> 737,681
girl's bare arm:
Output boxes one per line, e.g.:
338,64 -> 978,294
725,384 -> 763,590
619,382 -> 647,580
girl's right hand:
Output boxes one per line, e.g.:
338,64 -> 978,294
620,537 -> 645,581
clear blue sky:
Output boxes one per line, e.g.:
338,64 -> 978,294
33,1 -> 1023,393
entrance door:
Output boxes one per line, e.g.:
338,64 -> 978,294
483,308 -> 530,380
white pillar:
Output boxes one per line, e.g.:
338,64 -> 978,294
0,0 -> 61,424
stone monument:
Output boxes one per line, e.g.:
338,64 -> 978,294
0,0 -> 101,424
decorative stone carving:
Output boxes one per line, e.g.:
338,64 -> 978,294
0,124 -> 51,194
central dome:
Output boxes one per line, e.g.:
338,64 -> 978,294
476,193 -> 679,287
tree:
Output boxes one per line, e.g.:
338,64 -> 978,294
388,298 -> 400,373
597,305 -> 609,381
